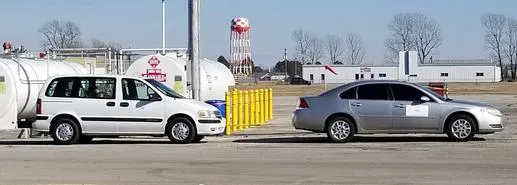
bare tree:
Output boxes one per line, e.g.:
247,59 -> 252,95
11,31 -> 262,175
413,14 -> 442,64
503,18 -> 517,79
38,19 -> 83,49
307,34 -> 324,64
384,13 -> 417,63
91,39 -> 122,50
325,34 -> 344,64
384,13 -> 442,64
345,32 -> 366,65
481,13 -> 507,80
292,29 -> 311,64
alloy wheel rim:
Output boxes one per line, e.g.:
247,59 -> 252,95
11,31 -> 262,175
330,120 -> 351,140
451,119 -> 472,139
172,122 -> 190,141
56,123 -> 74,141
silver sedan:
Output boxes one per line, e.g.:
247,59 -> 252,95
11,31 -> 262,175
292,80 -> 504,142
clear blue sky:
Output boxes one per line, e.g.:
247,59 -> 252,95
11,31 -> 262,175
3,0 -> 517,68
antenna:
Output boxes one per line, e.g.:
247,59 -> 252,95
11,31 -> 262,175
162,0 -> 166,55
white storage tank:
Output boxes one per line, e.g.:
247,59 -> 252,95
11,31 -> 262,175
124,54 -> 235,101
0,57 -> 88,129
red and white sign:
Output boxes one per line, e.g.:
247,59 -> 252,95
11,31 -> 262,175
141,69 -> 167,82
148,56 -> 161,68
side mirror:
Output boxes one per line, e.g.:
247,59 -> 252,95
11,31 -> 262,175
149,93 -> 161,101
420,96 -> 430,102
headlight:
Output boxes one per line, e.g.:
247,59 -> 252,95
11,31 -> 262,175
481,107 -> 502,117
198,110 -> 221,118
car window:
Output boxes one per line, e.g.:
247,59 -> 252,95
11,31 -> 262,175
340,87 -> 357,99
77,77 -> 116,99
45,77 -> 75,97
357,84 -> 390,100
122,78 -> 160,101
390,84 -> 428,102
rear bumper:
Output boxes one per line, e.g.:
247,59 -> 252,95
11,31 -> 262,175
292,109 -> 325,132
32,119 -> 51,133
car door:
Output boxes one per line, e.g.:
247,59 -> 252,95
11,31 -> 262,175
349,83 -> 393,131
116,78 -> 166,134
389,83 -> 442,131
73,77 -> 119,134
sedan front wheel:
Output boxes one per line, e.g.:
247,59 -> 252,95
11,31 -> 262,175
326,116 -> 355,143
446,114 -> 477,142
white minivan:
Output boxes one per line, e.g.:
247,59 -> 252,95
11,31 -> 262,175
33,74 -> 226,145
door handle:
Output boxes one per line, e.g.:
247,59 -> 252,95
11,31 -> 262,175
120,102 -> 129,107
106,102 -> 115,107
395,104 -> 405,108
351,102 -> 362,107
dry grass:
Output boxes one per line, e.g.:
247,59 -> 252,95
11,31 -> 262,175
232,81 -> 516,97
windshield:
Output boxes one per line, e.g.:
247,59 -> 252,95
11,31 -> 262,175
415,83 -> 449,101
145,79 -> 185,99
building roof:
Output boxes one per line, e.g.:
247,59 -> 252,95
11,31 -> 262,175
303,59 -> 498,68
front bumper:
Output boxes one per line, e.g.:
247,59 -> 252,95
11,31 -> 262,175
196,118 -> 226,135
477,114 -> 504,134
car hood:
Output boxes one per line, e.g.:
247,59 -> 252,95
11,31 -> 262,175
447,99 -> 491,108
176,98 -> 219,111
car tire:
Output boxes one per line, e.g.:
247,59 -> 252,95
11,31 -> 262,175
446,114 -> 477,142
192,135 -> 205,143
166,117 -> 196,144
50,118 -> 81,145
326,116 -> 355,143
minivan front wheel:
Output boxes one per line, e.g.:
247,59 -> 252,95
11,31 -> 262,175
50,118 -> 80,145
166,117 -> 196,144
326,116 -> 355,143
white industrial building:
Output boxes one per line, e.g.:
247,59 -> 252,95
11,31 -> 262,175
303,51 -> 501,84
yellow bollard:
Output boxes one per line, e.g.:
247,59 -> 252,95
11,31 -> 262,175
254,90 -> 260,126
238,90 -> 244,130
232,89 -> 238,132
269,88 -> 273,120
250,90 -> 255,126
225,91 -> 231,135
244,90 -> 250,129
259,89 -> 264,124
263,89 -> 267,123
264,89 -> 269,122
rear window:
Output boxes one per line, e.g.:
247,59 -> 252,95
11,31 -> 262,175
339,87 -> 357,99
357,84 -> 390,100
45,77 -> 116,99
45,77 -> 75,97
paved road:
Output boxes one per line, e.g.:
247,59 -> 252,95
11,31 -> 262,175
0,95 -> 515,185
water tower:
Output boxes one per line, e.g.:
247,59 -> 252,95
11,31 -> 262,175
230,17 -> 252,75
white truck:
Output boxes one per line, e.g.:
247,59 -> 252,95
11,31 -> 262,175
33,74 -> 225,145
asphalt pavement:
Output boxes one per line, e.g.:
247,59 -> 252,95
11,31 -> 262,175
0,95 -> 516,185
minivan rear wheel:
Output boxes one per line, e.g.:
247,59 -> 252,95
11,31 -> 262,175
326,116 -> 355,143
166,117 -> 196,144
50,118 -> 80,145
446,114 -> 477,142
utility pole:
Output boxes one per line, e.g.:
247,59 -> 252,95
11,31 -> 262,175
162,0 -> 166,55
188,0 -> 200,100
283,48 -> 287,76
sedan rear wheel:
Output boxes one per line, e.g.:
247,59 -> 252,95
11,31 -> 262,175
326,116 -> 355,143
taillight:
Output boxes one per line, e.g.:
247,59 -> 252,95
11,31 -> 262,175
36,98 -> 42,114
297,98 -> 309,109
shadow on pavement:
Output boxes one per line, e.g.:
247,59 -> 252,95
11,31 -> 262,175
232,136 -> 486,143
0,139 -> 207,145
